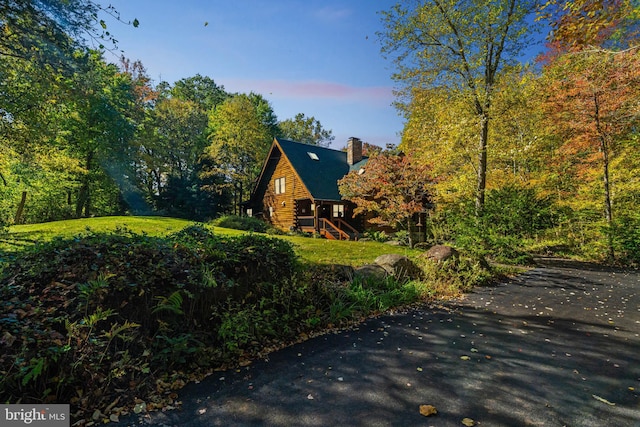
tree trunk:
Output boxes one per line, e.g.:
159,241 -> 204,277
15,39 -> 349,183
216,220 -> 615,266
407,217 -> 414,248
475,113 -> 489,216
594,93 -> 615,260
76,182 -> 89,218
76,152 -> 93,218
600,134 -> 614,260
601,137 -> 613,225
14,191 -> 27,224
235,182 -> 243,216
84,193 -> 91,217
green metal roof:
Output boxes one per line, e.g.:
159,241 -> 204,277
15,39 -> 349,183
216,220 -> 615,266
276,138 -> 367,201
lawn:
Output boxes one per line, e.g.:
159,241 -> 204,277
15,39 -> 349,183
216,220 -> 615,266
1,216 -> 422,266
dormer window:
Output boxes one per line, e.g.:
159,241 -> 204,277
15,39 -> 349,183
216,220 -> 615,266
307,152 -> 319,161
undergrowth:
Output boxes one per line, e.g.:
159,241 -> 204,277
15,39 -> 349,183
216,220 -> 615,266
0,225 -> 492,425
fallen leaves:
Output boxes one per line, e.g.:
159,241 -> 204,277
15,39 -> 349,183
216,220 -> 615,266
462,417 -> 476,426
592,394 -> 616,406
132,402 -> 146,414
419,404 -> 437,417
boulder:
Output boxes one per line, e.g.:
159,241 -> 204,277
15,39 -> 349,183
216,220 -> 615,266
424,245 -> 458,263
326,264 -> 355,281
374,254 -> 422,281
354,264 -> 388,282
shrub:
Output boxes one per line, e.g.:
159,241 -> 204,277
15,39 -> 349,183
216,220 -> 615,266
482,185 -> 558,238
440,185 -> 557,264
0,225 -> 301,422
212,214 -> 269,232
363,230 -> 389,242
609,213 -> 640,265
415,252 -> 493,294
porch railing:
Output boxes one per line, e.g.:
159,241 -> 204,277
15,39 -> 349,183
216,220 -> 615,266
334,218 -> 359,240
297,216 -> 315,230
319,218 -> 351,240
296,216 -> 359,240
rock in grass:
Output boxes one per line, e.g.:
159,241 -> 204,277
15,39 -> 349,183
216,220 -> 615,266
374,254 -> 422,281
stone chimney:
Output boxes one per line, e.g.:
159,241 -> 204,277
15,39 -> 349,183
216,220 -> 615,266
347,137 -> 362,165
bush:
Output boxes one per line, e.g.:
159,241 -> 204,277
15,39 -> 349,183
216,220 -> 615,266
212,214 -> 269,232
482,185 -> 558,238
415,252 -> 493,294
610,213 -> 640,265
438,186 -> 557,264
363,230 -> 389,242
0,226 -> 300,422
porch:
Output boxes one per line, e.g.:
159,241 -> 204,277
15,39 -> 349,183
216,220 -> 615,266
294,199 -> 360,241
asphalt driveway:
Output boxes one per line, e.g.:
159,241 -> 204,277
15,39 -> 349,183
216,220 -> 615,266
120,258 -> 640,426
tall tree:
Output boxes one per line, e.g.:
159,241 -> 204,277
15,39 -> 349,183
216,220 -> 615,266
1,1 -> 139,223
63,51 -> 138,217
541,48 -> 640,259
171,74 -> 228,112
490,65 -> 555,189
379,0 -> 536,214
140,97 -> 209,215
278,113 -> 335,147
204,93 -> 276,214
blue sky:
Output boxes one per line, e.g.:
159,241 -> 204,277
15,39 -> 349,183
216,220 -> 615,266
104,1 -> 403,148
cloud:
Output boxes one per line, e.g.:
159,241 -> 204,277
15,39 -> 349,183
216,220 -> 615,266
223,79 -> 394,104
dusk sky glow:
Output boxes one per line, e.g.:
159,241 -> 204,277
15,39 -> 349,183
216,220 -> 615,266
104,1 -> 404,148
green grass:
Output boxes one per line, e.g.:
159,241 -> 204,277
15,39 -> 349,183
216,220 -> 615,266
280,235 -> 421,265
1,216 -> 421,266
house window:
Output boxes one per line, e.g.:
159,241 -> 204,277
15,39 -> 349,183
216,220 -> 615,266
333,204 -> 344,218
274,177 -> 286,194
246,208 -> 253,217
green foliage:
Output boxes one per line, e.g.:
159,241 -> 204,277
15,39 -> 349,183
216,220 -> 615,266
415,253 -> 494,293
364,230 -> 390,242
380,0 -> 537,212
204,93 -> 276,213
152,291 -> 185,315
212,215 -> 269,233
609,213 -> 640,265
0,225 -> 301,417
167,223 -> 216,244
448,211 -> 533,265
277,112 -> 335,147
170,74 -> 228,111
481,185 -> 558,238
439,186 -> 558,264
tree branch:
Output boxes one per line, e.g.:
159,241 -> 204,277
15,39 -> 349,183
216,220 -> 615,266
0,50 -> 27,60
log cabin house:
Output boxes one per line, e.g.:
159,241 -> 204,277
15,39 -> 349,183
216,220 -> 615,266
244,137 -> 368,240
